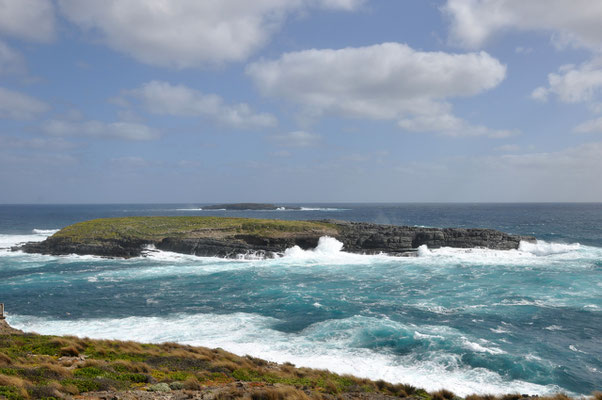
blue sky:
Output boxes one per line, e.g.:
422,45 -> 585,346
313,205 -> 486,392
1,0 -> 602,203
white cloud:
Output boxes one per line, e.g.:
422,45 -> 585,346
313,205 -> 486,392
58,0 -> 363,68
271,131 -> 321,147
393,142 -> 602,201
495,144 -> 521,152
110,156 -> 151,169
0,86 -> 49,119
574,117 -> 602,134
514,46 -> 532,55
41,119 -> 159,141
0,136 -> 76,150
444,0 -> 602,51
532,59 -> 602,103
0,0 -> 55,42
0,41 -> 24,75
247,42 -> 509,136
121,81 -> 277,129
398,110 -> 516,138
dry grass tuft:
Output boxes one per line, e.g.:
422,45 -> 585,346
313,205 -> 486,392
0,373 -> 26,387
433,389 -> 456,400
466,395 -> 497,400
0,352 -> 11,366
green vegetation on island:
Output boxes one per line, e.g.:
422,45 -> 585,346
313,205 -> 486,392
50,216 -> 338,244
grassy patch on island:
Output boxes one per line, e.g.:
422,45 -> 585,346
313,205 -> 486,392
50,216 -> 339,244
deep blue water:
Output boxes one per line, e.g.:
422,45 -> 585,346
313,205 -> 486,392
0,204 -> 600,395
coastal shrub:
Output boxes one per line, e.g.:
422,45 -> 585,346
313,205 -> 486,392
27,383 -> 62,399
148,383 -> 171,392
0,352 -> 11,366
0,368 -> 18,376
59,382 -> 79,395
110,360 -> 149,373
167,371 -> 191,381
245,355 -> 268,367
432,389 -> 456,400
116,372 -> 150,383
465,395 -> 499,400
501,394 -> 523,400
37,364 -> 72,380
0,385 -> 27,400
61,378 -> 100,393
168,381 -> 184,390
0,374 -> 26,388
73,366 -> 105,378
182,376 -> 202,390
250,386 -> 311,400
58,346 -> 79,357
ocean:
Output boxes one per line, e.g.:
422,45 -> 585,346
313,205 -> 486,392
0,203 -> 600,396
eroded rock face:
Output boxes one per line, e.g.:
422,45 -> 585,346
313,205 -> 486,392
16,219 -> 535,258
328,220 -> 532,255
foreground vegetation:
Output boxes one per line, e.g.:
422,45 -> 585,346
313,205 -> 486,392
51,216 -> 339,244
0,323 -> 599,400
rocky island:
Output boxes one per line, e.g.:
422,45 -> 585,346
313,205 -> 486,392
15,217 -> 535,258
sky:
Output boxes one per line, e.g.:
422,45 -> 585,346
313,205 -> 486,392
1,0 -> 602,203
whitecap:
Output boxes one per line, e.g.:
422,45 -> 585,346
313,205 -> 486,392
32,228 -> 60,235
518,240 -> 581,256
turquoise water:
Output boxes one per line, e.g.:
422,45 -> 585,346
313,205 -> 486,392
0,204 -> 600,395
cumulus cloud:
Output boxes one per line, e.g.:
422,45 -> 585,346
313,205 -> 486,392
0,86 -> 49,119
444,0 -> 602,51
58,0 -> 363,68
574,117 -> 602,134
270,130 -> 321,147
247,42 -> 510,136
0,0 -> 55,42
41,119 -> 159,141
531,59 -> 602,103
120,81 -> 277,129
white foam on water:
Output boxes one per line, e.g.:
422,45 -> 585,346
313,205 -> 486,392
569,345 -> 586,354
299,207 -> 349,211
461,337 -> 506,355
544,325 -> 564,331
281,236 -> 392,265
6,313 -> 565,397
174,208 -> 204,211
32,228 -> 60,235
415,240 -> 599,267
0,229 -> 58,253
518,240 -> 581,256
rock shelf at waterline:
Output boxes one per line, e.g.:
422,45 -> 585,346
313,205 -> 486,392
13,216 -> 535,258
